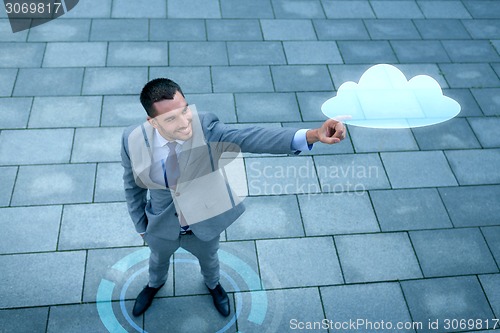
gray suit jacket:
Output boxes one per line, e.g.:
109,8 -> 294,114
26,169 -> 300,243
121,111 -> 298,241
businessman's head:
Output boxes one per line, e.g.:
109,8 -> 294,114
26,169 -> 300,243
141,78 -> 193,141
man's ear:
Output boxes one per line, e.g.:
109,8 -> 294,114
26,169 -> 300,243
147,116 -> 158,128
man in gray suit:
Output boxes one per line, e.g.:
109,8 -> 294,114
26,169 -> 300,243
121,78 -> 346,317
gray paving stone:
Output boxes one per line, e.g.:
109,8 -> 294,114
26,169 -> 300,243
322,0 -> 375,19
297,91 -> 337,121
168,0 -> 221,19
235,92 -> 301,122
150,19 -> 206,41
261,19 -> 317,40
185,93 -> 236,123
0,97 -> 31,129
174,240 -> 260,295
14,68 -> 83,97
72,127 -> 123,163
227,41 -> 286,65
413,19 -> 472,39
95,162 -> 125,202
0,19 -> 28,41
0,251 -> 85,308
150,67 -> 212,94
337,41 -> 398,64
313,19 -> 370,40
314,153 -> 391,192
373,188 -> 452,233
471,88 -> 500,116
29,96 -> 102,128
283,41 -> 342,64
445,149 -> 500,185
479,274 -> 500,319
212,66 -> 274,93
392,40 -> 451,63
60,203 -> 141,250
272,0 -> 325,19
63,0 -> 112,18
462,19 -> 500,39
272,65 -> 334,91
483,227 -> 500,265
412,118 -> 481,150
0,308 -> 48,332
47,302 -> 140,333
468,117 -> 500,148
371,1 -> 424,19
83,246 -> 173,303
463,1 -> 500,19
381,151 -> 458,188
207,19 -> 263,41
401,276 -> 494,333
226,195 -> 304,240
0,166 -> 16,206
82,67 -> 147,95
321,283 -> 414,333
144,295 -> 236,332
444,88 -> 483,117
298,192 -> 379,235
0,128 -> 73,165
237,288 -> 326,332
492,63 -> 500,79
410,228 -> 498,277
335,232 -> 422,283
169,41 -> 228,66
220,0 -> 274,18
257,237 -> 343,288
0,68 -> 16,96
111,0 -> 166,18
0,205 -> 61,254
418,1 -> 471,19
349,127 -> 418,152
43,42 -> 107,67
442,40 -> 500,63
107,42 -> 168,67
11,163 -> 96,206
101,95 -> 146,127
493,40 -> 500,54
0,42 -> 45,68
364,19 -> 421,40
246,156 -> 320,195
27,19 -> 91,41
90,19 -> 148,41
439,185 -> 500,228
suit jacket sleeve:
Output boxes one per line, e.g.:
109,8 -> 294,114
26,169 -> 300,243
121,126 -> 148,233
201,112 -> 299,154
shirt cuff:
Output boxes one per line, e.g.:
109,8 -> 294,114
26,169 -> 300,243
291,129 -> 313,154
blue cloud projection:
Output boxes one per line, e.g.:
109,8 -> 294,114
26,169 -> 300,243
322,64 -> 461,129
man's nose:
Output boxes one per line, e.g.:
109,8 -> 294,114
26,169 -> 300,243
179,114 -> 190,127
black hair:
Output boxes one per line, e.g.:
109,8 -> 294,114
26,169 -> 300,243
140,78 -> 185,117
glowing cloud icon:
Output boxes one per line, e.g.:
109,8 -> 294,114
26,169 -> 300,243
322,64 -> 461,129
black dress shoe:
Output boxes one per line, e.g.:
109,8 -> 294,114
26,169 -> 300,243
207,283 -> 230,317
132,283 -> 165,316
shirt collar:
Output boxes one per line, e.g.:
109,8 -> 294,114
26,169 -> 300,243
153,129 -> 185,147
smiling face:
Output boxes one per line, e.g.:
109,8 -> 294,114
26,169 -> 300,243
147,91 -> 193,141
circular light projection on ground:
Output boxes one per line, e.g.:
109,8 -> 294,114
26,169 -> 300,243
322,64 -> 461,129
96,248 -> 268,333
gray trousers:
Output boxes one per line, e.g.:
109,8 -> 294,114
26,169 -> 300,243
144,232 -> 220,289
